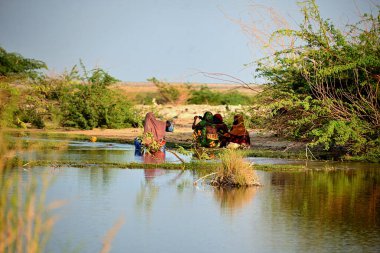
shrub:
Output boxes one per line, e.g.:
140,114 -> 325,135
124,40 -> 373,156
60,83 -> 140,129
250,0 -> 380,159
147,77 -> 180,104
0,82 -> 19,128
0,59 -> 143,130
0,46 -> 46,78
187,85 -> 252,105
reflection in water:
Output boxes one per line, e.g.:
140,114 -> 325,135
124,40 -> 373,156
269,168 -> 380,252
142,151 -> 166,164
135,181 -> 160,213
144,169 -> 167,182
20,138 -> 191,164
8,136 -> 380,252
10,166 -> 379,253
213,187 -> 258,215
136,169 -> 187,214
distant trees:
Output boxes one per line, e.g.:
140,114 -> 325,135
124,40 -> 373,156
0,47 -> 46,78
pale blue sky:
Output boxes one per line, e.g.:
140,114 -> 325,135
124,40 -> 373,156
0,0 -> 377,83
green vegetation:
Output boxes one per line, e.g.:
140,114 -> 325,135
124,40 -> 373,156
26,158 -> 306,172
249,0 -> 380,162
0,131 -> 60,253
0,82 -> 19,128
211,149 -> 261,187
147,77 -> 180,104
59,66 -> 140,129
0,49 -> 142,130
134,92 -> 159,105
270,168 -> 380,231
187,85 -> 252,105
0,47 -> 46,78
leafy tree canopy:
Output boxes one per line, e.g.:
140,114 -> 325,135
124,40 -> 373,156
0,47 -> 47,78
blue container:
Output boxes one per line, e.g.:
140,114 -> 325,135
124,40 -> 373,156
134,138 -> 143,156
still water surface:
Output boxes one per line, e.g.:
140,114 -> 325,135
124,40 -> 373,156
23,165 -> 378,253
13,138 -> 380,252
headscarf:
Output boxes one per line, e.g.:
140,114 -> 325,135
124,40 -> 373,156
144,112 -> 166,140
203,111 -> 213,123
229,114 -> 248,136
213,114 -> 223,124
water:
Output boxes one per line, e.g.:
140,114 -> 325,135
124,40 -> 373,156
18,137 -> 191,163
18,165 -> 379,253
7,137 -> 380,252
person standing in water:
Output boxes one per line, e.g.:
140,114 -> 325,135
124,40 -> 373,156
135,112 -> 173,157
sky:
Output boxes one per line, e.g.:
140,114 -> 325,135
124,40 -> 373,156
0,0 -> 377,83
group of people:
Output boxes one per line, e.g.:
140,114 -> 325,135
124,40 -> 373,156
192,111 -> 250,149
136,111 -> 250,157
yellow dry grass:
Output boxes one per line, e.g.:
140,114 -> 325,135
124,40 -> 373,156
211,149 -> 260,187
0,131 -> 64,253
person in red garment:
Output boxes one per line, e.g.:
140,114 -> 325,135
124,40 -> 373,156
134,112 -> 173,163
213,113 -> 229,147
144,112 -> 167,143
225,114 -> 250,147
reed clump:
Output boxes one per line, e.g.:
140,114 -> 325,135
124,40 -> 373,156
0,131 -> 65,253
211,149 -> 260,187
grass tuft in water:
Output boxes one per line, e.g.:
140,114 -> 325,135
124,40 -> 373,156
211,149 -> 261,187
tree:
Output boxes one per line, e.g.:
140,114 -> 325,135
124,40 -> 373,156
0,47 -> 47,78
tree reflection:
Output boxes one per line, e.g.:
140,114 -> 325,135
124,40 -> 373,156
77,166 -> 114,192
270,168 -> 380,232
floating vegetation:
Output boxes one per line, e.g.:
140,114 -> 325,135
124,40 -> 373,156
211,150 -> 261,187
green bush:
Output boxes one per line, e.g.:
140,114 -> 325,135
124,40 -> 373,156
147,77 -> 180,104
0,46 -> 46,78
60,68 -> 140,129
251,0 -> 380,160
187,85 -> 252,105
134,92 -> 157,105
0,82 -> 19,128
60,85 -> 138,129
0,58 -> 143,130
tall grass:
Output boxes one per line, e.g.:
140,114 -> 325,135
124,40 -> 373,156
211,149 -> 260,187
0,131 -> 62,253
0,131 -> 124,252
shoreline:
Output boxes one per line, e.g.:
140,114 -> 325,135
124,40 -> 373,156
5,128 -> 377,163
